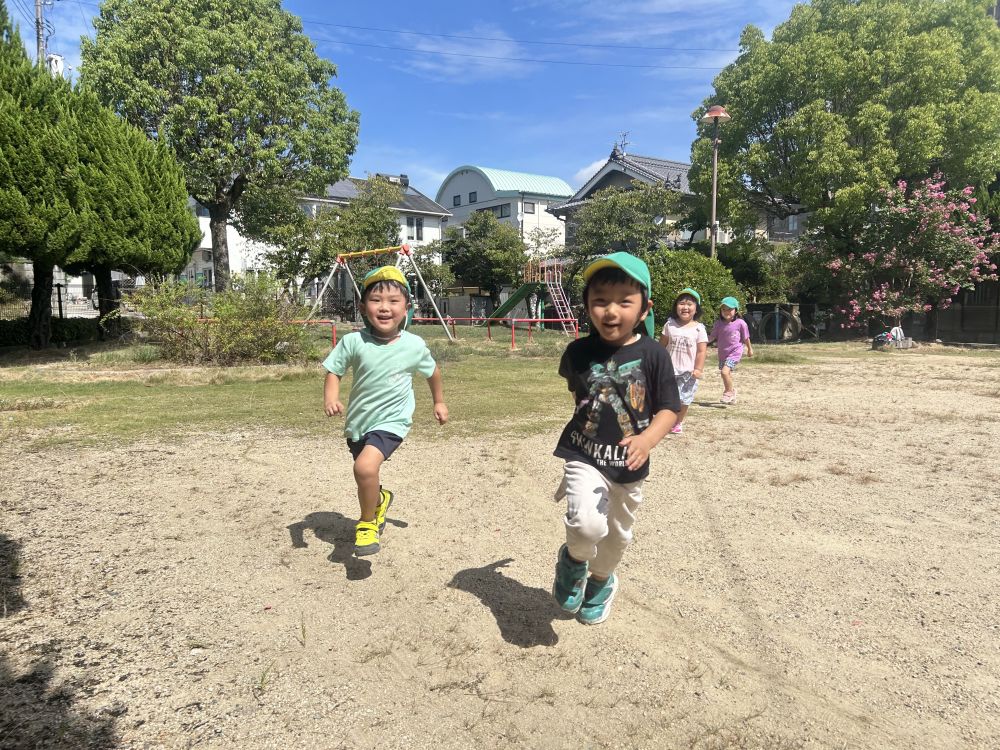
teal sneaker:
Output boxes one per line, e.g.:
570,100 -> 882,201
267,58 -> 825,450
577,574 -> 618,625
552,544 -> 588,614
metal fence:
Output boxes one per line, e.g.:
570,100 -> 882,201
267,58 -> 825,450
0,282 -> 99,321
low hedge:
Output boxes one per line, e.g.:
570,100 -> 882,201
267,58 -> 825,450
0,317 -> 103,347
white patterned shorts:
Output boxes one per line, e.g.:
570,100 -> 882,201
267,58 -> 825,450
675,372 -> 699,406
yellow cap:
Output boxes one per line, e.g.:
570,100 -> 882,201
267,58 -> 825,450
362,266 -> 410,292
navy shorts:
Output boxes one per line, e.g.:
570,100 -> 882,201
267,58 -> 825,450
347,430 -> 403,461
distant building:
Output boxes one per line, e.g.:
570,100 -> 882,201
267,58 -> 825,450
304,174 -> 451,249
548,146 -> 706,249
435,166 -> 573,242
180,174 -> 451,286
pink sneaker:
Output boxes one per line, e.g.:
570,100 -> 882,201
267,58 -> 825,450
670,423 -> 683,434
720,391 -> 735,404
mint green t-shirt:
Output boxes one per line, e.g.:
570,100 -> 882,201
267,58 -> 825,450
322,330 -> 437,441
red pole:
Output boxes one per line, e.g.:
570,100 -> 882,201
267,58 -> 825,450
450,318 -> 456,339
527,320 -> 533,343
511,322 -> 516,350
487,322 -> 492,341
575,319 -> 579,339
331,323 -> 337,348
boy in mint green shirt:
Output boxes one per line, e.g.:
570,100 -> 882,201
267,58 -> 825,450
323,266 -> 448,556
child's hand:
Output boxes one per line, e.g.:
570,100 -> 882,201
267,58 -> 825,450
620,434 -> 653,471
692,368 -> 703,379
434,403 -> 449,425
325,400 -> 344,417
745,348 -> 753,358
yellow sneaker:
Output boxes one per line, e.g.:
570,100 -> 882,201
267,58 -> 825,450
354,521 -> 379,556
375,489 -> 394,534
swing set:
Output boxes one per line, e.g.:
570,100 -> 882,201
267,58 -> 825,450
305,243 -> 456,343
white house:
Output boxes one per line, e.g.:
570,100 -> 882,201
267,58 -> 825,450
303,174 -> 451,249
434,166 -> 573,243
180,174 -> 450,286
182,199 -> 267,287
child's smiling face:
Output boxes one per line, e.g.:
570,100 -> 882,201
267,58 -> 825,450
586,280 -> 649,346
364,283 -> 409,337
675,295 -> 698,323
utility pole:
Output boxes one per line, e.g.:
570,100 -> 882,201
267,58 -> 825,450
34,0 -> 45,64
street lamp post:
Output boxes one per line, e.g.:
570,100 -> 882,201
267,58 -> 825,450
700,104 -> 731,259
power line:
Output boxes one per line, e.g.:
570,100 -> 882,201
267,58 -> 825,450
10,0 -> 34,30
316,37 -> 727,71
64,0 -> 740,54
303,19 -> 739,54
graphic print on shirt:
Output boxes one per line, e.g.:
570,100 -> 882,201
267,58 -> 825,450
579,358 -> 647,439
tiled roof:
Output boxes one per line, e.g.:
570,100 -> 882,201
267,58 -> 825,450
314,178 -> 451,217
548,150 -> 693,215
617,153 -> 691,194
435,166 -> 574,202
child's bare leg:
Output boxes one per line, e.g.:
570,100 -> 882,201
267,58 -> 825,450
677,404 -> 689,424
720,366 -> 734,394
353,445 -> 385,522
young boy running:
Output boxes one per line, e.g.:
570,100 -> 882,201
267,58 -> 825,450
552,252 -> 680,624
323,266 -> 448,556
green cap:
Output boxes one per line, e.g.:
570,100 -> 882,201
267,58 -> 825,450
720,296 -> 740,311
582,252 -> 655,337
678,287 -> 702,305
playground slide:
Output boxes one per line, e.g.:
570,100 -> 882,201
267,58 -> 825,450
484,282 -> 546,321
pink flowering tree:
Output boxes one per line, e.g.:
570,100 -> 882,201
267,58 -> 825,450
804,174 -> 998,329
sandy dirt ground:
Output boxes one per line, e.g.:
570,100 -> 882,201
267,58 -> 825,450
2,348 -> 1000,749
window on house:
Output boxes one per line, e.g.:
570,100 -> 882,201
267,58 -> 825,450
469,191 -> 477,204
499,203 -> 511,218
788,215 -> 798,232
416,217 -> 424,241
406,216 -> 415,240
453,195 -> 461,207
523,201 -> 535,214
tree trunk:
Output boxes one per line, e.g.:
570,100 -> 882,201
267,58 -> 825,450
28,261 -> 54,350
208,203 -> 231,292
94,265 -> 121,340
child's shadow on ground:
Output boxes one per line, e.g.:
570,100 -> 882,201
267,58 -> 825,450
448,559 -> 566,648
287,512 -> 408,581
694,400 -> 727,409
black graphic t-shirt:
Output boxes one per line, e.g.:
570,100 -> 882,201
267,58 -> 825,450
554,334 -> 680,483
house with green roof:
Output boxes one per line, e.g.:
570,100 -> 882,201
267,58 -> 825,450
435,166 -> 574,243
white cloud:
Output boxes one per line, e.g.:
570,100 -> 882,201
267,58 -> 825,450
573,158 -> 607,187
405,24 -> 537,83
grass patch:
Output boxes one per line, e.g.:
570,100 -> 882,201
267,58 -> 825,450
88,344 -> 162,365
745,345 -> 809,365
0,397 -> 60,412
0,351 -> 568,450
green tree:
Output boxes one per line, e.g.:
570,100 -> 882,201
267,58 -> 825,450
0,5 -> 82,347
81,0 -> 360,291
232,185 -> 313,292
690,0 -> 1000,239
63,92 -> 200,329
310,177 -> 403,280
441,211 -> 526,303
570,181 -> 686,270
645,250 -> 741,326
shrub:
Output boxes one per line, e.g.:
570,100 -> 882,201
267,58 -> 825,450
0,317 -> 101,347
641,249 -> 741,325
130,273 -> 312,364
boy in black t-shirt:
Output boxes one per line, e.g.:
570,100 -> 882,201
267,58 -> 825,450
552,252 -> 680,624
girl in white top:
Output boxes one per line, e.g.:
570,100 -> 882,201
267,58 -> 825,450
658,288 -> 708,434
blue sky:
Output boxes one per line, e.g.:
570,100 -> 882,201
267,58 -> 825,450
15,0 -> 799,197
